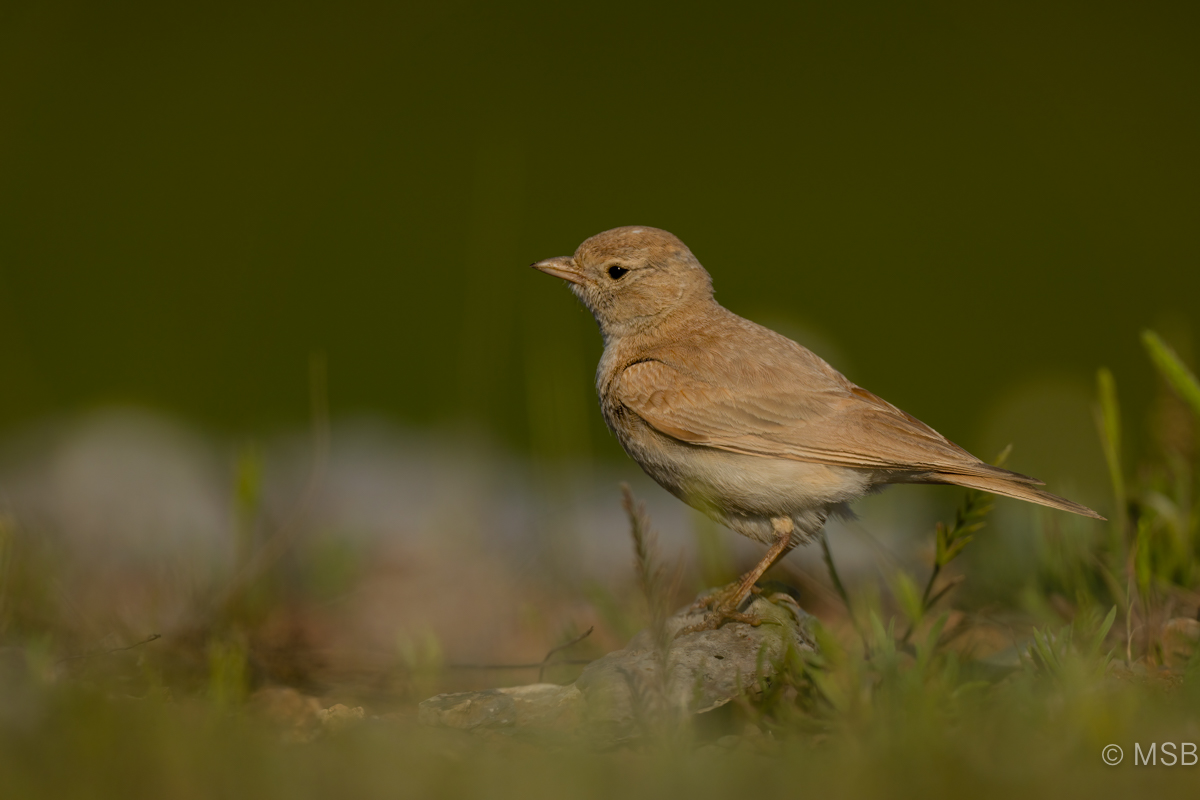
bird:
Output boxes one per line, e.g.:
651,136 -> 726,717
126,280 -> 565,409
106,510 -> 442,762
532,226 -> 1103,631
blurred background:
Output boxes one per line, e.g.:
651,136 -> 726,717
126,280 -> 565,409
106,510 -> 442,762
0,0 -> 1197,701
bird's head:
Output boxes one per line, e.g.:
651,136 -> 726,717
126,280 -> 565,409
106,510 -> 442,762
531,226 -> 714,340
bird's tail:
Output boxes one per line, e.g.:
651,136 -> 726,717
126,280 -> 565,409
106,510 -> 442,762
925,472 -> 1105,520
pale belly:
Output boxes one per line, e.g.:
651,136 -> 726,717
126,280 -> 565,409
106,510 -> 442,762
613,416 -> 876,546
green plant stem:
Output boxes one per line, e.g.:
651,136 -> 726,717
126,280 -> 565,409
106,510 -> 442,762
820,533 -> 851,615
900,561 -> 942,646
821,533 -> 869,650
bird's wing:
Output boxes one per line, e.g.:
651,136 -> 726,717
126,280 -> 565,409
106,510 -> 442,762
616,358 -> 1041,484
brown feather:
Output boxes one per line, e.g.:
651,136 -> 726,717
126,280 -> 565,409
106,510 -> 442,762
920,472 -> 1106,520
617,337 -> 1045,486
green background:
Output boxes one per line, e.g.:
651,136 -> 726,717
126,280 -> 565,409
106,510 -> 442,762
2,0 -> 1196,466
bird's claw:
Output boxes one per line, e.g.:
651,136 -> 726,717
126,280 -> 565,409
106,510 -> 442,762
688,582 -> 760,611
675,607 -> 761,637
677,585 -> 763,637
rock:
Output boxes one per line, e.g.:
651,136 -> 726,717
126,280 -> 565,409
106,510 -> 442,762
504,683 -> 583,730
418,592 -> 815,747
419,689 -> 516,731
576,592 -> 813,746
318,703 -> 365,731
248,686 -> 323,730
247,687 -> 366,742
420,689 -> 515,730
417,683 -> 582,737
1162,618 -> 1200,671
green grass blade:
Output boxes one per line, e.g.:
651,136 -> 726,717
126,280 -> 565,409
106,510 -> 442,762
1142,329 -> 1200,418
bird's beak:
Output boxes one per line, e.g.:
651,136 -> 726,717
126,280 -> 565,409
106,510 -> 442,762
531,256 -> 584,285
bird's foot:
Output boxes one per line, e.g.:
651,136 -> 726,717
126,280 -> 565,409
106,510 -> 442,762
676,607 -> 761,637
686,583 -> 760,612
676,583 -> 762,637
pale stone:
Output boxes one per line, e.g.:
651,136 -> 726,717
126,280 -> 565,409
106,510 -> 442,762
1162,618 -> 1200,671
418,592 -> 815,747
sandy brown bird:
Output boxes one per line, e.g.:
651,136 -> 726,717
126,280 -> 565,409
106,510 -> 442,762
533,226 -> 1102,630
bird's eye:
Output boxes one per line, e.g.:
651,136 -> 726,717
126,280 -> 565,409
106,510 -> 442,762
607,265 -> 629,280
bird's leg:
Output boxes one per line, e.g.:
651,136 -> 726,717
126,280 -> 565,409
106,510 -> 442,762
678,518 -> 796,636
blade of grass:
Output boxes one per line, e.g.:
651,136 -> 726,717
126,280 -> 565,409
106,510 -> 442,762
1143,330 -> 1200,418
